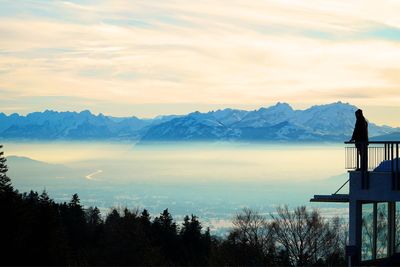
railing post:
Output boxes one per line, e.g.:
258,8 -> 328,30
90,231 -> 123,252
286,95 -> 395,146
397,143 -> 399,190
385,144 -> 388,161
391,143 -> 395,190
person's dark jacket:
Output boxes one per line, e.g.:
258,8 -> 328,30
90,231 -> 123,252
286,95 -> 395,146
351,117 -> 368,143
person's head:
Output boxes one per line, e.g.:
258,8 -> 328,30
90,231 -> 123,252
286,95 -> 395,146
355,109 -> 363,119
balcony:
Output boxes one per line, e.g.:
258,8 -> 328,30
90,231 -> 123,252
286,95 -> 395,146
311,141 -> 400,203
345,141 -> 400,172
345,141 -> 400,192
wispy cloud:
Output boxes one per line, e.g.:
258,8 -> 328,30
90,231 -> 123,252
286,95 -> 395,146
0,0 -> 400,124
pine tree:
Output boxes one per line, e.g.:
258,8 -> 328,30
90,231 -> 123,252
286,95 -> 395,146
39,190 -> 52,204
158,209 -> 176,232
86,206 -> 102,226
69,193 -> 81,208
140,209 -> 151,227
0,144 -> 12,193
105,208 -> 121,226
141,209 -> 150,220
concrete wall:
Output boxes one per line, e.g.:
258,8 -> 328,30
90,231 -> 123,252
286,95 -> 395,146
350,171 -> 400,201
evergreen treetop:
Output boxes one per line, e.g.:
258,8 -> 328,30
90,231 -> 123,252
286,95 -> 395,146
0,144 -> 12,193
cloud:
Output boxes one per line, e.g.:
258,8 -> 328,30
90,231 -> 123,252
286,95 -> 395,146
0,0 -> 400,124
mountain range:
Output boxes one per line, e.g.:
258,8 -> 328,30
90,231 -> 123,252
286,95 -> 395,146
0,102 -> 398,142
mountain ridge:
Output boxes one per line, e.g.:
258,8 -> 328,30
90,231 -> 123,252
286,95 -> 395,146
0,102 -> 398,142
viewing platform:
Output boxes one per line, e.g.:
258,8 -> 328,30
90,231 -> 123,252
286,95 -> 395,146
311,141 -> 400,266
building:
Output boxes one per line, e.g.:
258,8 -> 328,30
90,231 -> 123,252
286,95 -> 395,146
311,141 -> 400,266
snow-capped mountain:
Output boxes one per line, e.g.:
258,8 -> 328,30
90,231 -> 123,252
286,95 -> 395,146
0,110 -> 153,140
141,102 -> 397,142
233,102 -> 295,128
0,102 -> 397,141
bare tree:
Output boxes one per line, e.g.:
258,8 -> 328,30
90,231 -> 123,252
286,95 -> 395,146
231,207 -> 274,255
271,205 -> 343,266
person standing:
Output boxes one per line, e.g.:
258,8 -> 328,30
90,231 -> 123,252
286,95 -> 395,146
349,109 -> 369,171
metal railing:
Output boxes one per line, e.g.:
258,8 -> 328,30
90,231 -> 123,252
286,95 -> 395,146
345,141 -> 400,171
345,141 -> 400,190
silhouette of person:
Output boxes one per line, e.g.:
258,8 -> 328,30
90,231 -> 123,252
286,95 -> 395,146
349,109 -> 368,171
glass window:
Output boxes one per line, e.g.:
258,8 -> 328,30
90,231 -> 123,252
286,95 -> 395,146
376,202 -> 388,259
395,202 -> 400,253
361,203 -> 374,261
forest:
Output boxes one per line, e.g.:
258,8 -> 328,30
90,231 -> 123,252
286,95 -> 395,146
0,145 -> 347,266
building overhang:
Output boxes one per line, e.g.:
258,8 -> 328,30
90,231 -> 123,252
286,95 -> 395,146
310,194 -> 349,203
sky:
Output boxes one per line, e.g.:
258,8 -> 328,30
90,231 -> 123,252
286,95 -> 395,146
0,0 -> 400,126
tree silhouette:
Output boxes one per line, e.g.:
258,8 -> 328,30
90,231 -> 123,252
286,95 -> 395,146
152,209 -> 179,264
0,144 -> 18,265
140,208 -> 151,226
155,208 -> 176,232
62,193 -> 87,265
86,206 -> 102,226
0,144 -> 12,193
0,144 -> 347,266
180,214 -> 210,265
212,208 -> 275,266
271,205 -> 345,266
